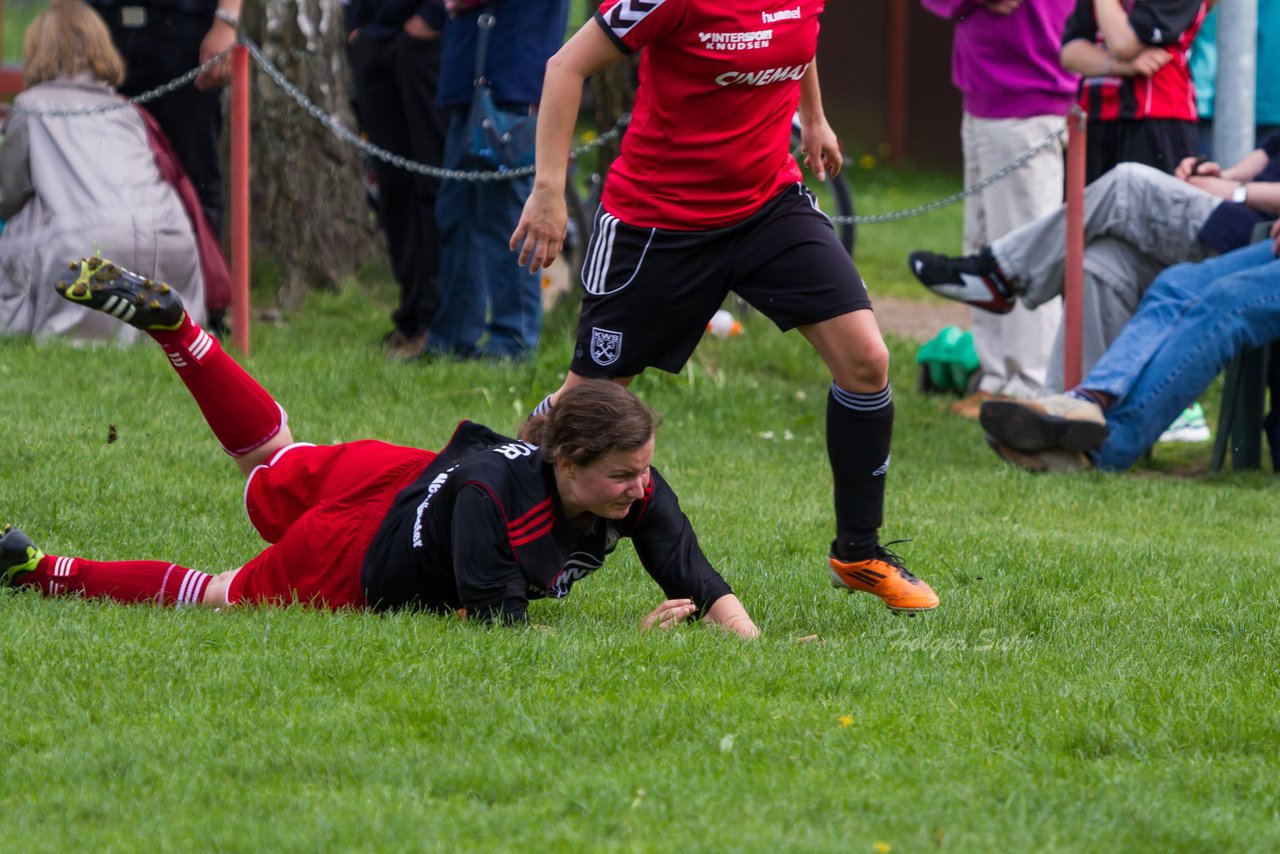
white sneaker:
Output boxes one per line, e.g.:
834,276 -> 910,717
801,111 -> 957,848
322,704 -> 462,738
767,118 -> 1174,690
1158,402 -> 1211,443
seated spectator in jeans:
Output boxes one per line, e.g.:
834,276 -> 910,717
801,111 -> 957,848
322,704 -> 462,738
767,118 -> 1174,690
0,0 -> 215,344
910,133 -> 1280,379
428,0 -> 569,361
978,228 -> 1280,472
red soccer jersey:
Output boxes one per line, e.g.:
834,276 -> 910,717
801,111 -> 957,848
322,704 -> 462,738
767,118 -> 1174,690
1062,0 -> 1207,122
595,0 -> 825,229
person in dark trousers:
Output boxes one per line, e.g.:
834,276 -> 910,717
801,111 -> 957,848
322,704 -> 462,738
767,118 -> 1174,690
87,0 -> 240,327
346,0 -> 448,359
1,257 -> 759,638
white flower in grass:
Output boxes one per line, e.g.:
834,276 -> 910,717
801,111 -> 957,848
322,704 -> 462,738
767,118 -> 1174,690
759,431 -> 775,440
719,734 -> 736,752
783,430 -> 795,441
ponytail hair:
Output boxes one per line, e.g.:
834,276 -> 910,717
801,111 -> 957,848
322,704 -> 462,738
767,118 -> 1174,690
520,380 -> 656,467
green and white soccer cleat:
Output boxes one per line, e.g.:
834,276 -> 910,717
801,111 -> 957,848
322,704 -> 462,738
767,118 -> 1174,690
55,257 -> 185,331
0,525 -> 44,586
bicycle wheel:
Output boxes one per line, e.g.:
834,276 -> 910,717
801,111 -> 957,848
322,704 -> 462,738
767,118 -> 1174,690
790,117 -> 856,258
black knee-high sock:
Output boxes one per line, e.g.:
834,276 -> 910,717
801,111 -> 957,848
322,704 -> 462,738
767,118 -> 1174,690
827,382 -> 893,560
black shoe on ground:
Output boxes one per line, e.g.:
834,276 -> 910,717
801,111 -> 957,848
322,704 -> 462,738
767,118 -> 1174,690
1,525 -> 44,586
908,248 -> 1015,314
55,257 -> 186,331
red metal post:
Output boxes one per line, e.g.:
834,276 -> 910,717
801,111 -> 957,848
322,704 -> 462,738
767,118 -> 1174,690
1063,106 -> 1087,389
231,43 -> 251,356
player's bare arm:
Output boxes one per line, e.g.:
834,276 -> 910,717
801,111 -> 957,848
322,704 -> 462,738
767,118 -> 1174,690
1090,0 -> 1144,59
511,20 -> 623,273
797,60 -> 841,182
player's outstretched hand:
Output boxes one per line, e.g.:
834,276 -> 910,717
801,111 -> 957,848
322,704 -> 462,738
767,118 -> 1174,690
799,116 -> 842,183
641,598 -> 697,631
511,184 -> 567,273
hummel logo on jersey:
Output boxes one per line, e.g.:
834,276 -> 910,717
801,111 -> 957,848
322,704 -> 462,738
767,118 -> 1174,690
604,0 -> 667,37
762,6 -> 800,23
715,63 -> 809,87
590,327 -> 623,366
698,29 -> 773,51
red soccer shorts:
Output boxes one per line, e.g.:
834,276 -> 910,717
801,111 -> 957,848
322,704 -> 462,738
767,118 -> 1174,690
228,441 -> 437,608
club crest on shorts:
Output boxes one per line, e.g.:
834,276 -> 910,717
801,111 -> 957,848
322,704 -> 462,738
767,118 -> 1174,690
590,327 -> 623,366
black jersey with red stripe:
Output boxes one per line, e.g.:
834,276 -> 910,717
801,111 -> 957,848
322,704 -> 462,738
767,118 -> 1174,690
361,420 -> 732,622
1062,0 -> 1205,122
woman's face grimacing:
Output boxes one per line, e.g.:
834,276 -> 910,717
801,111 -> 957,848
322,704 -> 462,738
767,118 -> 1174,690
556,436 -> 655,520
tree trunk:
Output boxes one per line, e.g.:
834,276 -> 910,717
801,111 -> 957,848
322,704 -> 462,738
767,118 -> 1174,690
242,0 -> 380,309
590,57 -> 637,176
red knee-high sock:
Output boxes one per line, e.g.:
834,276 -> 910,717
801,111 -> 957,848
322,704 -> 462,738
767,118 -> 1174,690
17,555 -> 211,606
148,314 -> 284,455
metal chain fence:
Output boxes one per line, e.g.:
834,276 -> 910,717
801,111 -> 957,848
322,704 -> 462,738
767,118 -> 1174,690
6,47 -> 235,118
6,34 -> 1067,222
830,124 -> 1067,226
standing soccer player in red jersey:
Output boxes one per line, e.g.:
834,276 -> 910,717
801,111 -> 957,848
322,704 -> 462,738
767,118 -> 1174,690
510,0 -> 939,613
1,259 -> 758,638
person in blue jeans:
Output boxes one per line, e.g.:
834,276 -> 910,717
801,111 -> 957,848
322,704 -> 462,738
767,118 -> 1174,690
429,0 -> 569,360
979,225 -> 1280,472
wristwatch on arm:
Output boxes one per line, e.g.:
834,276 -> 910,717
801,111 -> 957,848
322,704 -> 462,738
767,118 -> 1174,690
1233,183 -> 1249,204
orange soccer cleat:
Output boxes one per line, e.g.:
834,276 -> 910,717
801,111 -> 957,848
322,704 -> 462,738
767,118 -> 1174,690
829,545 -> 939,613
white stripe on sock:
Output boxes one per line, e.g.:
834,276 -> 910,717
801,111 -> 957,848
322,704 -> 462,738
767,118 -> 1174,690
831,382 -> 893,412
189,330 -> 213,362
184,571 -> 207,605
188,573 -> 209,605
174,566 -> 193,604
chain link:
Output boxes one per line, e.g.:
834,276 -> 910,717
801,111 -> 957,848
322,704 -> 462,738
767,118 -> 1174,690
6,33 -> 1066,209
242,36 -> 627,182
6,47 -> 235,119
833,123 -> 1068,225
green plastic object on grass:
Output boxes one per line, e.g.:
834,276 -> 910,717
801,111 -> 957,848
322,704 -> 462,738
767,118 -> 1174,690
916,325 -> 980,394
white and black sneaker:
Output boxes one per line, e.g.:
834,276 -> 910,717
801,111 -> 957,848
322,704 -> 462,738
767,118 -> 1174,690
1,525 -> 44,586
55,257 -> 186,331
908,248 -> 1015,314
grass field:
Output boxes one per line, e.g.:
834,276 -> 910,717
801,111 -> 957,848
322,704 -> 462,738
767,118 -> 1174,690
2,0 -> 41,63
3,173 -> 1279,852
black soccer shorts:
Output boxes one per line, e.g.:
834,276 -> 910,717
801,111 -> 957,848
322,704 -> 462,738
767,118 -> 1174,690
569,183 -> 873,378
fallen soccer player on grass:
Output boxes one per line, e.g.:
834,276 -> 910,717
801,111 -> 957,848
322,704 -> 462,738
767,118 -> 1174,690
0,258 -> 760,637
